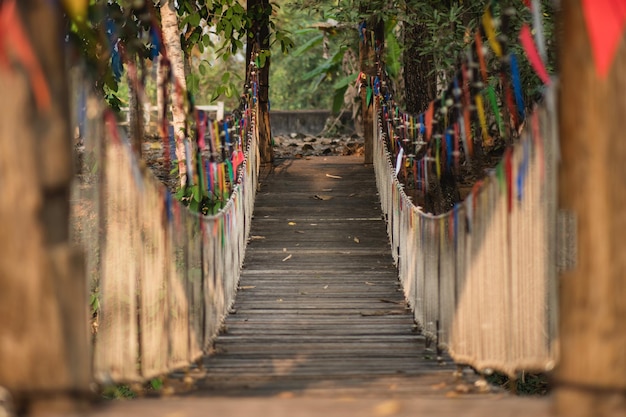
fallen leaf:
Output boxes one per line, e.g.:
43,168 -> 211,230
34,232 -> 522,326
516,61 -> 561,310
431,382 -> 447,391
326,173 -> 342,179
360,310 -> 405,316
379,299 -> 404,305
455,383 -> 471,394
322,188 -> 333,192
374,400 -> 401,416
354,237 -> 360,243
288,222 -> 296,226
296,230 -> 305,234
314,194 -> 333,201
239,286 -> 256,290
282,254 -> 292,262
323,285 -> 329,289
250,235 -> 265,240
365,281 -> 375,286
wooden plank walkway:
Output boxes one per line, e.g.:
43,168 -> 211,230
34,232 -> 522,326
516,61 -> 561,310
89,155 -> 553,416
196,155 -> 457,397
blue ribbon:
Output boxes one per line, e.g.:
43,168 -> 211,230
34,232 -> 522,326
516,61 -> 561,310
517,138 -> 530,201
510,54 -> 525,120
445,131 -> 453,170
106,20 -> 123,81
165,191 -> 172,223
149,26 -> 161,59
168,125 -> 177,163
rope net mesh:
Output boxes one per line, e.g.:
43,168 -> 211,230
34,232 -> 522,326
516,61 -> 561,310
373,87 -> 559,376
71,76 -> 259,383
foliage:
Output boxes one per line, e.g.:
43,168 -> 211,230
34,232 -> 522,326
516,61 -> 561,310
101,384 -> 136,400
174,183 -> 229,215
177,0 -> 294,104
486,372 -> 551,396
403,2 -> 483,86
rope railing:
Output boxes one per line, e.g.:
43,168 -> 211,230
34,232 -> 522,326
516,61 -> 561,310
373,90 -> 559,376
70,58 -> 260,384
374,91 -> 557,375
368,3 -> 560,377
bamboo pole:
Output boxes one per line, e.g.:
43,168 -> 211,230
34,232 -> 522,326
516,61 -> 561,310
0,1 -> 89,414
556,2 -> 626,416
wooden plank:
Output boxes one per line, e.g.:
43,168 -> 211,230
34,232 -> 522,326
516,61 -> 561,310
178,156 -> 462,399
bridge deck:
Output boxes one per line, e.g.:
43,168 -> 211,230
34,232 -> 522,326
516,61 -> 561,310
90,155 -> 552,416
199,155 -> 454,397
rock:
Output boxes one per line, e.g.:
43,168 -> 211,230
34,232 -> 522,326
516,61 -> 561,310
302,143 -> 314,151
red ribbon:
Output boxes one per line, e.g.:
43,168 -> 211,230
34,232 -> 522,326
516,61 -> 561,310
425,101 -> 434,142
505,148 -> 513,212
582,0 -> 626,79
0,0 -> 50,111
519,24 -> 551,85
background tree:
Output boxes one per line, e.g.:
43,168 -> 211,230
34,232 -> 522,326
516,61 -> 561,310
161,0 -> 190,187
247,0 -> 273,163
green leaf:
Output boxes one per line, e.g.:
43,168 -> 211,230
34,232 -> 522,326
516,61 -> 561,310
150,378 -> 163,391
188,12 -> 201,27
332,85 -> 348,114
385,31 -> 402,78
332,72 -> 358,90
291,34 -> 323,57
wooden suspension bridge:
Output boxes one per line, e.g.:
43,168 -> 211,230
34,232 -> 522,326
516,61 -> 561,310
88,156 -> 552,417
1,2 -> 625,417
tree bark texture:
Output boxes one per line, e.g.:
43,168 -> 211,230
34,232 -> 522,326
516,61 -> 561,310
403,23 -> 436,114
359,17 -> 383,164
247,0 -> 273,164
556,2 -> 626,416
161,0 -> 188,187
128,56 -> 144,158
0,0 -> 89,412
402,21 -> 458,215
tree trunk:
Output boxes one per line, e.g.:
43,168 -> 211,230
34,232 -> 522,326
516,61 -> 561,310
161,0 -> 188,187
403,22 -> 436,114
555,2 -> 626,416
359,17 -> 383,164
403,20 -> 458,215
128,55 -> 144,158
0,1 -> 89,413
247,0 -> 273,164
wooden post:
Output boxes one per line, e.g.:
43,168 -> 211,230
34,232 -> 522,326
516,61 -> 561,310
556,2 -> 626,416
0,1 -> 90,414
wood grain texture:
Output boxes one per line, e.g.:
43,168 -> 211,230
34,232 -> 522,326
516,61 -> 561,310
556,2 -> 626,416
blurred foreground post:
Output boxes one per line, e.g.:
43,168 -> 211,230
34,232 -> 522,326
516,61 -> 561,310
557,1 -> 626,416
0,0 -> 90,414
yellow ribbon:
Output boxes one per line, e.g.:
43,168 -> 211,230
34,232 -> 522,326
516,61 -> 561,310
482,9 -> 502,58
475,94 -> 492,146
